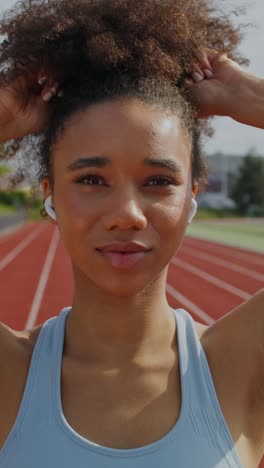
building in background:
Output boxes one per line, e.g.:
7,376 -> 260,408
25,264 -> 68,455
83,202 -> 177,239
197,152 -> 245,209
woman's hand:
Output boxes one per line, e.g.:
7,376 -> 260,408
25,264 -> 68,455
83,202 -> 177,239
185,49 -> 264,129
0,72 -> 61,143
185,49 -> 246,118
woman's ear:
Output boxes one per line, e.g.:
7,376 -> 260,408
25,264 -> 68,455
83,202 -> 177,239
192,181 -> 199,198
41,177 -> 52,201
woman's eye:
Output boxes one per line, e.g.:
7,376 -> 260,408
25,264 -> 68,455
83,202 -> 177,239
73,174 -> 176,186
74,174 -> 105,185
147,177 -> 176,186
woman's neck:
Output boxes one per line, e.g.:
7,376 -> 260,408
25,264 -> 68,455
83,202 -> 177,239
63,274 -> 176,367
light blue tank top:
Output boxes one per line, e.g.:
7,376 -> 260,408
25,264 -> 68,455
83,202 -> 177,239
0,307 -> 242,467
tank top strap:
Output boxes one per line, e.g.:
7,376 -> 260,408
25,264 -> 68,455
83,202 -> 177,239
9,307 -> 72,439
173,308 -> 242,467
173,308 -> 212,408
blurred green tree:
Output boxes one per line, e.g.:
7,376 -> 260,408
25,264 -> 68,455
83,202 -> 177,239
230,153 -> 264,215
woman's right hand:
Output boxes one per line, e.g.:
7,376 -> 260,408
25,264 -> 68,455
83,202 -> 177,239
0,73 -> 61,143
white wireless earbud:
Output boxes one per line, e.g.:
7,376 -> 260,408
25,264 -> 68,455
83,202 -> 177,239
44,195 -> 57,221
188,198 -> 197,224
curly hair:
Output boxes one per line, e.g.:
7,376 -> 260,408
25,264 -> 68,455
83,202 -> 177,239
0,0 -> 249,217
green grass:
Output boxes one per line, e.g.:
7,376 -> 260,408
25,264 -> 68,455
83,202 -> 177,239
0,204 -> 19,215
195,209 -> 241,220
187,221 -> 264,252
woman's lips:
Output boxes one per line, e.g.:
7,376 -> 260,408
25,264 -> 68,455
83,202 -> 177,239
96,250 -> 151,269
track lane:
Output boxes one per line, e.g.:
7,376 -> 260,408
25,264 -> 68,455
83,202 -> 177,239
180,246 -> 264,282
176,249 -> 263,295
0,222 -> 39,255
35,227 -> 74,326
167,264 -> 246,321
184,236 -> 264,274
0,222 -> 54,329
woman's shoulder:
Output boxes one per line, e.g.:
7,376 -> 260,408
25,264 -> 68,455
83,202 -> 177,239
0,321 -> 43,402
0,321 -> 43,352
0,321 -> 40,450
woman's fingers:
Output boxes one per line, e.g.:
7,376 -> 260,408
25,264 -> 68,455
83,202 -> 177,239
186,67 -> 213,86
185,48 -> 220,86
41,82 -> 59,102
199,49 -> 214,71
204,69 -> 214,78
37,73 -> 63,102
38,75 -> 48,86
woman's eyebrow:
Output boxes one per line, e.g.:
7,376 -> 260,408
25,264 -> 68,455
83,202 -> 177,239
144,157 -> 183,173
67,157 -> 110,171
67,156 -> 183,174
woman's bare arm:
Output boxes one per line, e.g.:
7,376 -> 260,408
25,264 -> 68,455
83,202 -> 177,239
227,72 -> 264,129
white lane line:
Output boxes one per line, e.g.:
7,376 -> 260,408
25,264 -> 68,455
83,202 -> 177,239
25,228 -> 60,331
166,283 -> 215,325
0,225 -> 45,271
185,237 -> 264,266
181,246 -> 264,282
171,258 -> 251,301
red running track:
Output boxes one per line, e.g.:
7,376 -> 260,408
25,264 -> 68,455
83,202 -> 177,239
0,220 -> 263,466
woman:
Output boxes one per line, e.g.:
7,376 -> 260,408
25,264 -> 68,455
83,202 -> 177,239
0,0 -> 263,466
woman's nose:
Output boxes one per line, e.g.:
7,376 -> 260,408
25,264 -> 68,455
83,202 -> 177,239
103,194 -> 147,231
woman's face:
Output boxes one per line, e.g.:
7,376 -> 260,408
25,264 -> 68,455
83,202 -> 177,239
43,97 -> 198,296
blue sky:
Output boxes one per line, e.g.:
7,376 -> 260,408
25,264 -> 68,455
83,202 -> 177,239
1,0 -> 263,156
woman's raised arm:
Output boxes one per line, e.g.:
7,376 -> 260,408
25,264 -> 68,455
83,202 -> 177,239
0,75 -> 60,144
228,72 -> 264,129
